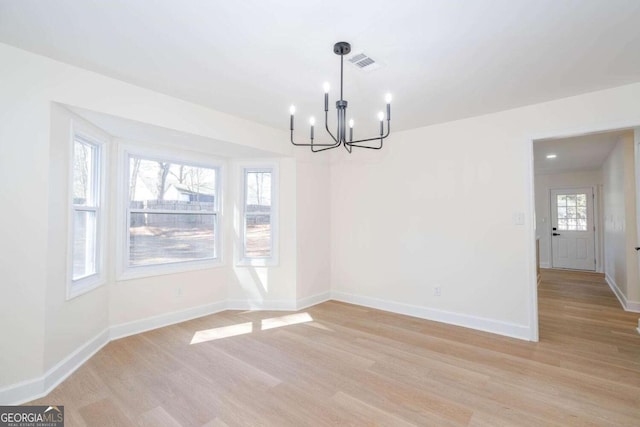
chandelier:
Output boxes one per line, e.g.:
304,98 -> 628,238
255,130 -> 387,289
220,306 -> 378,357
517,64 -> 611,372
289,42 -> 392,153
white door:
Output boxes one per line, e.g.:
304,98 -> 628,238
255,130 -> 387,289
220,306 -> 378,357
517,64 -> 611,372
550,188 -> 596,270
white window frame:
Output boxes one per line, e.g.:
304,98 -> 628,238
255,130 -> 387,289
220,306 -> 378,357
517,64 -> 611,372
67,126 -> 107,299
118,145 -> 224,281
238,164 -> 278,266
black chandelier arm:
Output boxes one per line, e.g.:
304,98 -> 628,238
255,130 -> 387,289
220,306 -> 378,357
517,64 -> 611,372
324,111 -> 340,144
290,130 -> 339,147
346,137 -> 383,150
346,134 -> 387,145
311,142 -> 341,153
347,139 -> 384,150
345,120 -> 391,146
343,141 -> 353,153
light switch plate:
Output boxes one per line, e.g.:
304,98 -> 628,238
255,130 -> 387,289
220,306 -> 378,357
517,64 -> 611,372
513,212 -> 525,225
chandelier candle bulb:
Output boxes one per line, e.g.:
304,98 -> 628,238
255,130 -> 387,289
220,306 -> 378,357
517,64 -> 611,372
289,105 -> 296,130
309,117 -> 315,139
385,93 -> 392,120
323,83 -> 330,111
349,119 -> 354,141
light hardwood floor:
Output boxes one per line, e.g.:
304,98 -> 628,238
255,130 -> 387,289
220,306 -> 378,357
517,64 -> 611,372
31,269 -> 640,426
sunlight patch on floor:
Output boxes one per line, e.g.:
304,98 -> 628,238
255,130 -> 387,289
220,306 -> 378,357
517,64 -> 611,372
190,312 -> 314,344
261,312 -> 313,330
190,322 -> 253,344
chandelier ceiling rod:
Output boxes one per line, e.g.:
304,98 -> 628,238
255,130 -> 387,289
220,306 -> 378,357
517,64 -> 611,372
289,41 -> 392,153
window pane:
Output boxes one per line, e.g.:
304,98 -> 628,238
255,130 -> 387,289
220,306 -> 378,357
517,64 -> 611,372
557,207 -> 567,219
577,207 -> 587,219
246,172 -> 272,209
244,171 -> 272,258
73,140 -> 97,206
129,157 -> 216,211
556,195 -> 566,205
246,214 -> 271,257
577,219 -> 587,230
566,195 -> 576,205
129,213 -> 215,266
558,219 -> 568,230
577,194 -> 587,207
73,210 -> 97,280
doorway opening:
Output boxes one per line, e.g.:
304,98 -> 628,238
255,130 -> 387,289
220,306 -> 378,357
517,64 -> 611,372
530,127 -> 640,340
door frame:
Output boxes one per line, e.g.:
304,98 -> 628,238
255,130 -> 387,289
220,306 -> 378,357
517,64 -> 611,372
635,128 -> 640,308
526,122 -> 640,343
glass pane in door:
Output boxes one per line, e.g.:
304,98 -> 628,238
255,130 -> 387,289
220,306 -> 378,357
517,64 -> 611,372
556,193 -> 588,231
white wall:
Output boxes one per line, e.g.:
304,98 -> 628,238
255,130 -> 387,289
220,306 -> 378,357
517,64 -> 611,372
0,69 -> 48,391
534,170 -> 603,269
296,157 -> 331,303
331,82 -> 640,340
603,134 -> 640,306
0,42 -> 331,396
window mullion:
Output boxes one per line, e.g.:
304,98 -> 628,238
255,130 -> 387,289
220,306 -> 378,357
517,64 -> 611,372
128,208 -> 216,215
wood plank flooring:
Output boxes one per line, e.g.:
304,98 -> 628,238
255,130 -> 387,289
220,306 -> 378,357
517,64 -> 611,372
30,269 -> 640,426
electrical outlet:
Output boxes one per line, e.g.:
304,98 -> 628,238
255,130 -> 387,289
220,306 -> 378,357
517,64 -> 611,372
434,286 -> 441,297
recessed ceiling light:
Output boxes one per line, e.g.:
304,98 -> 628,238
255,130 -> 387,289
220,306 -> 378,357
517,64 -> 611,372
546,154 -> 557,159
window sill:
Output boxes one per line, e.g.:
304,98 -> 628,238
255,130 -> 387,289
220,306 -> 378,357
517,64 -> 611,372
117,258 -> 224,282
67,275 -> 106,300
236,258 -> 279,268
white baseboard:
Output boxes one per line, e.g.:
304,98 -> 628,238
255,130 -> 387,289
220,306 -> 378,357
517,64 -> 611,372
626,301 -> 640,312
44,329 -> 110,391
225,292 -> 331,311
540,262 -> 551,269
110,300 -> 228,340
296,291 -> 331,310
0,329 -> 110,405
331,291 -> 532,341
0,377 -> 43,406
226,299 -> 297,311
605,274 -> 640,313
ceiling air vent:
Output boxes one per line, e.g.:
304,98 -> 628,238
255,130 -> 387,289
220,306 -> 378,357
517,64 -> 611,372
347,52 -> 382,72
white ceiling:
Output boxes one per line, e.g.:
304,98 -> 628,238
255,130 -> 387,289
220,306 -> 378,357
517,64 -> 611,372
533,130 -> 632,174
1,0 -> 640,133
